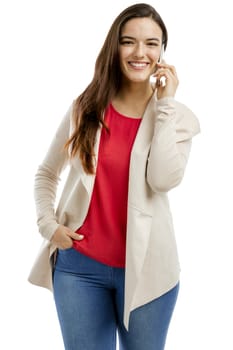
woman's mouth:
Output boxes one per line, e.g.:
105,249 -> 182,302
128,61 -> 149,70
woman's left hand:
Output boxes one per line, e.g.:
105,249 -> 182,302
153,62 -> 179,100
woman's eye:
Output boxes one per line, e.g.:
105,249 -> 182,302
147,42 -> 159,46
120,41 -> 134,45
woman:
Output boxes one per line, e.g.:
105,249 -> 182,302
29,3 -> 200,350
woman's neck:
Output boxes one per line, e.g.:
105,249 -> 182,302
112,82 -> 154,119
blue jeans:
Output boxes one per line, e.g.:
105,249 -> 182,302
53,248 -> 179,350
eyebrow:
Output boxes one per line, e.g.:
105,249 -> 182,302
120,35 -> 161,42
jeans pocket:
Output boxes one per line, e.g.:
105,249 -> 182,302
55,247 -> 77,272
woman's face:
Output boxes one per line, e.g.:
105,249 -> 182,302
119,17 -> 163,84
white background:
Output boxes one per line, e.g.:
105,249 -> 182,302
1,0 -> 233,349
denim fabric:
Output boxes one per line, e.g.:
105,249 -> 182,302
53,248 -> 179,350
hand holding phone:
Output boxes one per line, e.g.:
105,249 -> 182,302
154,63 -> 179,99
152,49 -> 179,99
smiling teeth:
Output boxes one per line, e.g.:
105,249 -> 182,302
130,62 -> 147,67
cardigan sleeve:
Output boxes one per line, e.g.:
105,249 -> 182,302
147,97 -> 200,193
34,103 -> 73,240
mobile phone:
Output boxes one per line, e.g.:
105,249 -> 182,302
150,44 -> 165,84
158,44 -> 164,63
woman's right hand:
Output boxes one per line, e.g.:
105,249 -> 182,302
50,224 -> 84,250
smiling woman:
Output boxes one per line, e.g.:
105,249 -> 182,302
28,3 -> 200,350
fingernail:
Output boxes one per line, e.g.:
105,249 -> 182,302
78,234 -> 84,239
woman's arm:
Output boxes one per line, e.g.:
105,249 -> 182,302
147,97 -> 200,192
34,104 -> 72,240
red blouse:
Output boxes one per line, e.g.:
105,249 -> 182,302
73,104 -> 141,267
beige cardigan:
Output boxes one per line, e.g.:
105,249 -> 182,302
28,94 -> 200,329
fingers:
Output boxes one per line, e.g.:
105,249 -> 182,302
154,64 -> 178,83
152,62 -> 179,99
51,225 -> 84,250
67,230 -> 84,241
156,62 -> 177,76
51,231 -> 73,249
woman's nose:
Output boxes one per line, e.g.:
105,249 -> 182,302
133,43 -> 145,58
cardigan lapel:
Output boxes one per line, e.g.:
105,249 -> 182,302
124,94 -> 158,327
127,93 -> 157,214
80,126 -> 102,197
131,93 -> 157,153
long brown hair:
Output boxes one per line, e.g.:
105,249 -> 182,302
65,3 -> 168,174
